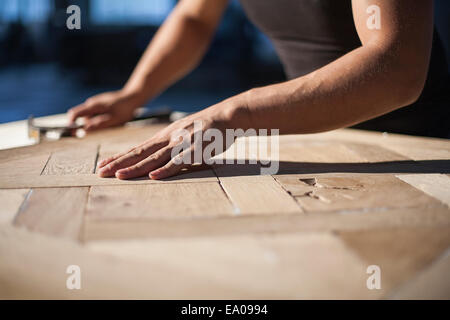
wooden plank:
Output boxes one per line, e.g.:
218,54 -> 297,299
216,140 -> 369,176
13,187 -> 89,240
277,141 -> 364,163
86,232 -> 380,299
343,143 -> 410,162
83,204 -> 450,241
389,251 -> 450,299
0,189 -> 30,224
0,169 -> 217,189
0,225 -> 381,299
396,174 -> 450,207
338,227 -> 450,293
86,182 -> 234,220
218,175 -> 302,215
0,152 -> 50,177
313,129 -> 450,161
0,225 -> 236,299
42,145 -> 99,175
274,173 -> 439,213
385,145 -> 450,161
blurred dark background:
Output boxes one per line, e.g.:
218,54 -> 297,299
0,0 -> 449,125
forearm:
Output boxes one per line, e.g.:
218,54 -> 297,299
123,4 -> 220,104
235,43 -> 430,135
231,0 -> 433,135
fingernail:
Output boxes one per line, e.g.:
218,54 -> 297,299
150,170 -> 161,179
98,168 -> 108,177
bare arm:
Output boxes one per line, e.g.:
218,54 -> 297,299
123,0 -> 229,103
68,0 -> 228,130
242,0 -> 433,134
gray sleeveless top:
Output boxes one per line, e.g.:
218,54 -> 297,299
239,0 -> 361,78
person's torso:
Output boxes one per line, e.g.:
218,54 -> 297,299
239,0 -> 361,78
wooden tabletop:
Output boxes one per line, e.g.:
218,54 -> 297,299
0,119 -> 449,299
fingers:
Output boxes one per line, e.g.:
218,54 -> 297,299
84,114 -> 114,132
98,139 -> 152,169
149,149 -> 191,180
98,141 -> 167,178
98,154 -> 126,169
115,147 -> 173,180
67,100 -> 104,123
100,143 -> 191,180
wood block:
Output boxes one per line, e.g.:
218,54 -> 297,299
338,227 -> 450,293
42,145 -> 99,175
86,232 -> 380,299
275,173 -> 439,213
343,143 -> 410,162
86,182 -> 234,220
385,145 -> 450,161
0,169 -> 217,189
14,187 -> 89,240
0,225 -> 235,299
218,175 -> 302,215
295,129 -> 450,161
1,225 -> 380,299
277,141 -> 363,163
0,189 -> 29,224
0,152 -> 50,177
82,205 -> 450,241
397,174 -> 450,207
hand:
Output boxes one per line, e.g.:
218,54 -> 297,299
67,90 -> 143,132
97,97 -> 248,180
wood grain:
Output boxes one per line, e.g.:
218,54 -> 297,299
275,173 -> 439,213
218,175 -> 302,215
389,251 -> 450,299
86,232 -> 381,299
42,145 -> 99,175
14,187 -> 89,240
397,174 -> 450,207
0,189 -> 29,224
0,152 -> 50,178
278,141 -> 364,163
338,227 -> 450,292
344,143 -> 410,162
82,204 -> 450,241
0,170 -> 217,189
86,182 -> 234,220
1,225 -> 383,299
1,119 -> 450,299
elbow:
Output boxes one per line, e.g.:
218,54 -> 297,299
393,66 -> 428,107
386,48 -> 430,107
370,41 -> 431,107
